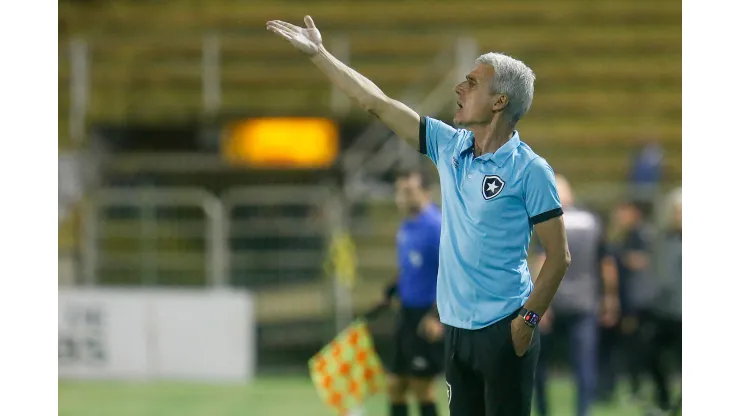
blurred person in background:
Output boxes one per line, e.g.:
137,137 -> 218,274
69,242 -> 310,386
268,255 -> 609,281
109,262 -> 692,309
643,187 -> 681,414
611,200 -> 660,401
267,16 -> 571,415
628,136 -> 664,203
594,237 -> 625,404
374,168 -> 444,416
531,175 -> 619,416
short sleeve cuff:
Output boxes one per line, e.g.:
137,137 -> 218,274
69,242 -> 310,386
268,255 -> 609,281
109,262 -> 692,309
418,117 -> 427,155
530,207 -> 563,225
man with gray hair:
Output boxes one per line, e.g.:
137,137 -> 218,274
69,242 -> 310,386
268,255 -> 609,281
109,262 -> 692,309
267,16 -> 570,416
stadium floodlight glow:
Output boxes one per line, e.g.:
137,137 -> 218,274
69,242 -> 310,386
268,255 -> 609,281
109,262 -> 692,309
223,117 -> 339,168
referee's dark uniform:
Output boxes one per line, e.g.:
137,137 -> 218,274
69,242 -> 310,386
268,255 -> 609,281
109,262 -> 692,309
389,203 -> 444,378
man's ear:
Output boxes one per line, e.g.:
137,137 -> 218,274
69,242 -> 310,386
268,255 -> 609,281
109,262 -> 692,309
492,94 -> 509,113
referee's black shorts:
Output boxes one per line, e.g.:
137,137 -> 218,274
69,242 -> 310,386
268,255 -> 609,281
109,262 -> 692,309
388,306 -> 444,378
445,309 -> 541,416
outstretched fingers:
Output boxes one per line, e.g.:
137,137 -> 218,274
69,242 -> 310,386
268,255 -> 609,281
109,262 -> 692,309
274,20 -> 303,33
266,25 -> 292,41
304,15 -> 316,28
267,20 -> 300,34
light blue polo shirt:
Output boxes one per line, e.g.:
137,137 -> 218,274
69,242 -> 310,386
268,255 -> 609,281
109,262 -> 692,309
419,117 -> 562,329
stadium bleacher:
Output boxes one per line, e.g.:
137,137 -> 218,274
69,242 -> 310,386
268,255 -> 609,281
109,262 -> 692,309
58,0 -> 681,182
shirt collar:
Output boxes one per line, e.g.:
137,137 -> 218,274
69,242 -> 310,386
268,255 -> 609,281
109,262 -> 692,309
461,131 -> 521,167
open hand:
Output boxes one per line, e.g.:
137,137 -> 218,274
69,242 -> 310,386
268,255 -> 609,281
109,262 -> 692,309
266,16 -> 323,56
510,317 -> 535,357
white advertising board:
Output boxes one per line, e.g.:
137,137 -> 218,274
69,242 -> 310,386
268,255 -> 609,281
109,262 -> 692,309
58,288 -> 255,382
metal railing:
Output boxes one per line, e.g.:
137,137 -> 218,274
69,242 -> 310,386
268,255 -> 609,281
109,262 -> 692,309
81,186 -> 345,288
221,186 -> 334,288
81,187 -> 225,287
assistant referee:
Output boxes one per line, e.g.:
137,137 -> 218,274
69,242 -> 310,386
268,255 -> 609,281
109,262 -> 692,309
381,169 -> 444,416
267,16 -> 571,416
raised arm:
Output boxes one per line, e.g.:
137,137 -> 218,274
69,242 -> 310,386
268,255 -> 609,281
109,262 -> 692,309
266,16 -> 421,147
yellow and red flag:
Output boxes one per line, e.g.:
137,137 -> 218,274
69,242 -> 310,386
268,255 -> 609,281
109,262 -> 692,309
308,319 -> 385,415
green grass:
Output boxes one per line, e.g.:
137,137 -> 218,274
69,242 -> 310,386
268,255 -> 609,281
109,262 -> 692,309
59,375 -> 646,416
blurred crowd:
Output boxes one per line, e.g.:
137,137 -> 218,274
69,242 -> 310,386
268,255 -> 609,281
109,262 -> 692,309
532,177 -> 682,416
600,188 -> 682,411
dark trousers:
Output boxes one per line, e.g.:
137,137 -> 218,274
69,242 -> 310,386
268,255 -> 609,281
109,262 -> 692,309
622,320 -> 644,396
534,313 -> 598,416
445,310 -> 540,416
595,325 -> 621,402
620,310 -> 658,397
615,310 -> 682,411
644,315 -> 682,411
389,306 -> 444,378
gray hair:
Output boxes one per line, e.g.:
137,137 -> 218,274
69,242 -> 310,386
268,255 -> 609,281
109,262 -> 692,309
475,52 -> 536,124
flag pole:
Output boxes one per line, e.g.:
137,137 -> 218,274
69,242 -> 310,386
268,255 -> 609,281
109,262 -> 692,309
325,193 -> 365,415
